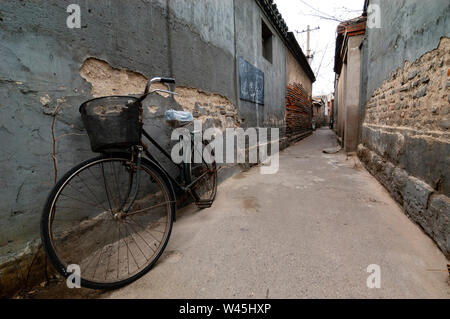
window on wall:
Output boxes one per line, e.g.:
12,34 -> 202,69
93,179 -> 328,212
261,19 -> 273,63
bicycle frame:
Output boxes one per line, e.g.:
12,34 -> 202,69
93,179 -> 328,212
119,126 -> 205,215
120,76 -> 213,208
141,128 -> 210,202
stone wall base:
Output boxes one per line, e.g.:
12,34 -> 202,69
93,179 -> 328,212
358,144 -> 449,259
0,240 -> 56,298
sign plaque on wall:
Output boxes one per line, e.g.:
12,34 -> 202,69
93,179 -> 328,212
238,57 -> 264,105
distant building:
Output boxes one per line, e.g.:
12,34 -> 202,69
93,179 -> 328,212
312,95 -> 331,128
333,15 -> 367,151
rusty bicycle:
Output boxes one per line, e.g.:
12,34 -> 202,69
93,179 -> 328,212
41,77 -> 217,289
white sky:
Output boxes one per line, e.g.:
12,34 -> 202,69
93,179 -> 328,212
274,0 -> 365,96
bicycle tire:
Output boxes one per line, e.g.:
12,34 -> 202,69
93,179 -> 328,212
41,153 -> 176,290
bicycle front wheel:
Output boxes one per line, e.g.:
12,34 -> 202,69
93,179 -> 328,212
41,154 -> 175,289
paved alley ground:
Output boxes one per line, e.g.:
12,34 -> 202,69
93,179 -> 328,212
29,128 -> 449,299
102,128 -> 449,299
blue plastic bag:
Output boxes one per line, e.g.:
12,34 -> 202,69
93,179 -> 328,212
165,109 -> 194,122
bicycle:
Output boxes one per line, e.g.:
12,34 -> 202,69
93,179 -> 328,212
41,77 -> 217,290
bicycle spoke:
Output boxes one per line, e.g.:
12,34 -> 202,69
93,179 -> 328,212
117,222 -> 130,276
122,221 -> 150,262
103,162 -> 116,208
108,161 -> 122,209
126,202 -> 171,217
84,219 -> 114,280
87,166 -> 115,203
75,173 -> 108,211
122,221 -> 140,270
54,204 -> 107,213
111,162 -> 122,209
123,220 -> 157,254
126,216 -> 165,247
116,221 -> 120,280
58,193 -> 109,211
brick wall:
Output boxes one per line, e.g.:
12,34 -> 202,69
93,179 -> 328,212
358,37 -> 450,257
364,38 -> 450,132
286,83 -> 312,139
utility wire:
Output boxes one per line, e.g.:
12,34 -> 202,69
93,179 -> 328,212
299,0 -> 344,22
315,42 -> 329,78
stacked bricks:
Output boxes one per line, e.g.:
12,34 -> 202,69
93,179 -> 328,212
286,83 -> 312,137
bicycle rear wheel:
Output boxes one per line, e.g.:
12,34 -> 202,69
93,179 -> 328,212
185,140 -> 217,207
41,154 -> 175,289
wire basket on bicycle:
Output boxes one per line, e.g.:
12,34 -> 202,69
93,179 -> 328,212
79,96 -> 142,153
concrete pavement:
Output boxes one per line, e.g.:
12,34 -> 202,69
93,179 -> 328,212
104,128 -> 449,299
27,128 -> 449,299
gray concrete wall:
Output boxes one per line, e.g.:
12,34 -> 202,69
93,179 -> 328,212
0,0 -> 236,258
0,0 -> 300,295
344,35 -> 363,152
337,62 -> 347,143
234,0 -> 287,130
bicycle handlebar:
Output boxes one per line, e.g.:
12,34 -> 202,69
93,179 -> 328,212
160,77 -> 175,84
135,77 -> 177,104
144,77 -> 176,95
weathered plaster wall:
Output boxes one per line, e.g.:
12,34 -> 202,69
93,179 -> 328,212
0,0 -> 300,296
286,50 -> 312,94
0,0 -> 240,260
153,0 -> 236,56
80,58 -> 240,129
344,35 -> 364,152
361,0 -> 450,104
359,0 -> 450,257
337,62 -> 347,143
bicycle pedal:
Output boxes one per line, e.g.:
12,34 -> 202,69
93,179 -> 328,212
196,204 -> 213,209
195,200 -> 213,208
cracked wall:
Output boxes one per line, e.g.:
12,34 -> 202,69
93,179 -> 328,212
174,87 -> 239,129
80,58 -> 148,97
80,58 -> 240,129
364,38 -> 450,132
0,0 -> 239,296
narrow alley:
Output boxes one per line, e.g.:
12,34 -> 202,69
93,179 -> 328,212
1,0 -> 448,305
96,128 -> 447,299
